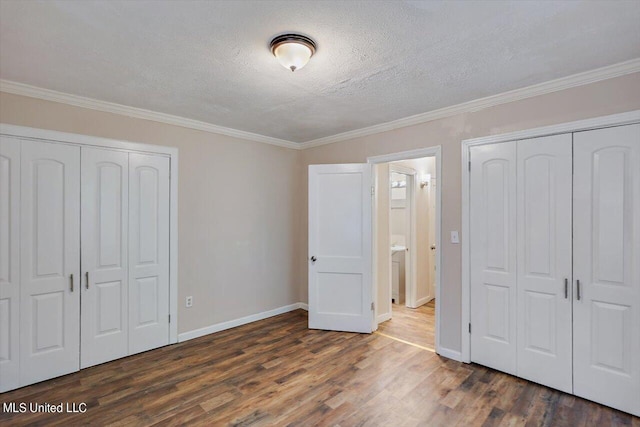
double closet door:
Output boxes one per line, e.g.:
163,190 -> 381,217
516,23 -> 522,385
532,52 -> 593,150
80,147 -> 170,368
469,123 -> 640,416
0,138 -> 170,392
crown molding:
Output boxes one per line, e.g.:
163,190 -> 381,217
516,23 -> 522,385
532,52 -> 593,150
2,58 -> 639,151
298,58 -> 640,149
0,80 -> 300,150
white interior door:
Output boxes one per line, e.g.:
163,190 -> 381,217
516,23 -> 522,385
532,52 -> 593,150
308,164 -> 373,333
128,153 -> 170,354
573,124 -> 640,416
20,140 -> 80,385
428,176 -> 436,301
404,172 -> 417,309
0,136 -> 20,392
516,134 -> 573,393
81,147 -> 129,368
470,142 -> 517,375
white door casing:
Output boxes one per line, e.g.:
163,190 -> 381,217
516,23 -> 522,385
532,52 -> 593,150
308,164 -> 373,333
81,147 -> 129,368
0,136 -> 20,392
19,140 -> 80,385
470,142 -> 517,375
128,153 -> 170,354
516,134 -> 573,393
573,124 -> 640,416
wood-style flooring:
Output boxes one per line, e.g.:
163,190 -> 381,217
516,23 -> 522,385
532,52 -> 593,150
377,300 -> 435,350
1,309 -> 638,426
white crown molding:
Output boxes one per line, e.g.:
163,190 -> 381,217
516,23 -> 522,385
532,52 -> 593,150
461,109 -> 640,147
298,58 -> 640,149
2,58 -> 639,151
0,79 -> 300,150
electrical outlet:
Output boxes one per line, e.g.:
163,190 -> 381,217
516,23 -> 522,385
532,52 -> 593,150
186,296 -> 193,308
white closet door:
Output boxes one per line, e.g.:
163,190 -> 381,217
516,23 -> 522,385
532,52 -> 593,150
0,136 -> 20,392
470,142 -> 517,374
81,147 -> 129,368
516,134 -> 573,393
20,140 -> 80,385
128,153 -> 170,354
573,124 -> 640,416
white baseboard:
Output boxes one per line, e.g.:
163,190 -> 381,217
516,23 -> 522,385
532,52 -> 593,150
416,296 -> 433,307
298,302 -> 308,311
436,346 -> 463,362
376,313 -> 391,324
178,302 -> 307,342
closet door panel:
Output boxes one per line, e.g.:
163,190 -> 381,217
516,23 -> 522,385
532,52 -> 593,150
0,137 -> 20,392
470,142 -> 517,374
516,134 -> 573,393
81,147 -> 129,368
20,140 -> 80,385
573,124 -> 640,416
129,153 -> 170,354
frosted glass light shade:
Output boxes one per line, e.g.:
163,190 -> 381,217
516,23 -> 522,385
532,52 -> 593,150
274,42 -> 312,72
270,34 -> 316,72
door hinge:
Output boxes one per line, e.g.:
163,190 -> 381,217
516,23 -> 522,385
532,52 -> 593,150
371,186 -> 375,196
371,302 -> 375,311
468,161 -> 471,172
168,314 -> 171,323
468,323 -> 471,334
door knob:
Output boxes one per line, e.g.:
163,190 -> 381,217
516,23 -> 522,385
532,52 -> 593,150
310,256 -> 317,262
430,245 -> 436,250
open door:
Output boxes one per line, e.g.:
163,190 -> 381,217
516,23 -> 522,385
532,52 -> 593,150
428,176 -> 437,301
308,164 -> 373,333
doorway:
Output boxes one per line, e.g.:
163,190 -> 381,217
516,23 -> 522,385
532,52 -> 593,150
368,147 -> 441,352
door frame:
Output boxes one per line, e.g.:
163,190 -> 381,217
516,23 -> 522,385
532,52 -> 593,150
389,164 -> 417,309
0,123 -> 180,344
368,146 -> 442,353
461,110 -> 640,363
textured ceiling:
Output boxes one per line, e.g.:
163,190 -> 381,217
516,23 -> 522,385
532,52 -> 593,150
1,1 -> 639,143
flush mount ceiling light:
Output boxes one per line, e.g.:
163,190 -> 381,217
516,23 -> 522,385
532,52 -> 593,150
270,34 -> 316,72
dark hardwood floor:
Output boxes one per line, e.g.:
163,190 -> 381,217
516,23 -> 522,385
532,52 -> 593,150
377,300 -> 436,350
1,309 -> 637,426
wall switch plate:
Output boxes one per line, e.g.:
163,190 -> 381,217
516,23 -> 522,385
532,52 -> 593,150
451,231 -> 459,244
186,296 -> 193,308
